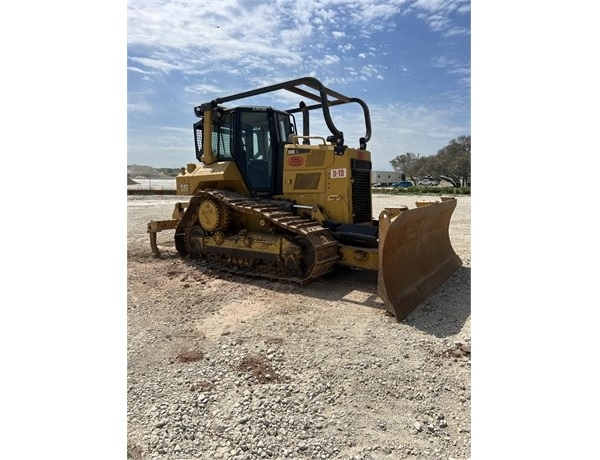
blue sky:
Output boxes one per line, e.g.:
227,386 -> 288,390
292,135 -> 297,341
127,0 -> 471,171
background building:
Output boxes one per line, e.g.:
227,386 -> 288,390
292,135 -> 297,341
371,171 -> 405,186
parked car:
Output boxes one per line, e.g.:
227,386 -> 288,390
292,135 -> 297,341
417,178 -> 440,186
391,181 -> 413,188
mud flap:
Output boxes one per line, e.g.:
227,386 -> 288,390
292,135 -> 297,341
377,198 -> 462,322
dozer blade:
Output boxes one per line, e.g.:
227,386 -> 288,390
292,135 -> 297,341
377,198 -> 462,322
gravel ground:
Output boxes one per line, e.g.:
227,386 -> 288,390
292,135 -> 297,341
127,193 -> 471,460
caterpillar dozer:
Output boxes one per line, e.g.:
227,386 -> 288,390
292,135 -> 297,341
147,76 -> 461,321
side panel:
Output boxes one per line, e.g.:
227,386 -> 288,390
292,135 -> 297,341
281,144 -> 372,224
175,162 -> 248,196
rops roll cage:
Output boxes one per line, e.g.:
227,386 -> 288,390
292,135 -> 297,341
193,76 -> 372,152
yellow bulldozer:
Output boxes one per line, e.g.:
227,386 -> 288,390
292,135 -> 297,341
147,77 -> 461,321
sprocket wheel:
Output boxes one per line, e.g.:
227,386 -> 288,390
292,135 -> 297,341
197,197 -> 230,232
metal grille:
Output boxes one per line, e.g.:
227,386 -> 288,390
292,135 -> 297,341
351,159 -> 372,223
213,129 -> 232,157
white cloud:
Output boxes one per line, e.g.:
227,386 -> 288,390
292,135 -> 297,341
127,102 -> 154,113
457,4 -> 470,14
280,23 -> 314,44
410,0 -> 470,34
411,0 -> 446,13
128,0 -> 468,82
445,26 -> 470,37
424,13 -> 452,32
127,66 -> 156,75
184,84 -> 223,95
431,55 -> 470,83
361,64 -> 385,79
129,57 -> 182,74
320,54 -> 340,65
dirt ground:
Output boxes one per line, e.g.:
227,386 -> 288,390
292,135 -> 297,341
127,193 -> 471,459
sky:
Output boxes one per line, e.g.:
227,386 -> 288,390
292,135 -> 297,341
127,0 -> 471,171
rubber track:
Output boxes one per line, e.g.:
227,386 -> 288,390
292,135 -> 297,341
175,189 -> 339,283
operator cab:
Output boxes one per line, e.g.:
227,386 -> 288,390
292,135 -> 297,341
193,106 -> 295,197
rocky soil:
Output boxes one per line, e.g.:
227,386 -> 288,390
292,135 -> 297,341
127,193 -> 471,460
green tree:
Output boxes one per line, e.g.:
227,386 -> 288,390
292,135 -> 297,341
389,152 -> 421,183
413,155 -> 438,179
436,135 -> 470,186
389,135 -> 471,186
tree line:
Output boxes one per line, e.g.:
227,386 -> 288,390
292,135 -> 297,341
389,135 -> 470,187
